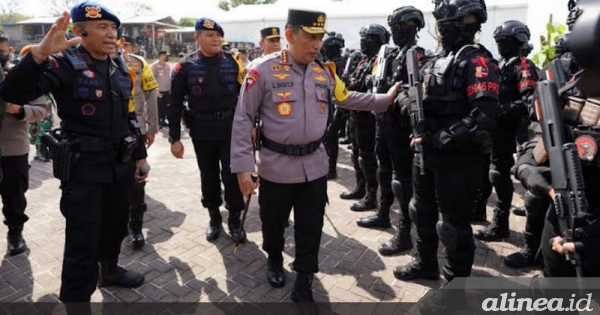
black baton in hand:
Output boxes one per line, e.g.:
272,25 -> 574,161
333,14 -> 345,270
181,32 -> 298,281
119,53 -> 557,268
234,172 -> 258,253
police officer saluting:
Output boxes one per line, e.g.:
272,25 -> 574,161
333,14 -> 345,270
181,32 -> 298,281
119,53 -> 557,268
231,9 -> 400,302
0,1 -> 147,302
169,18 -> 246,243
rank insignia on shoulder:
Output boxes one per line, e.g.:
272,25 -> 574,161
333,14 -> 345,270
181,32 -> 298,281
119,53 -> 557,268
277,102 -> 292,116
273,73 -> 291,80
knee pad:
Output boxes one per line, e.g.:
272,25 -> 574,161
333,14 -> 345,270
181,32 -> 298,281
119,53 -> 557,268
408,198 -> 418,223
488,169 -> 502,186
436,221 -> 457,252
391,180 -> 402,200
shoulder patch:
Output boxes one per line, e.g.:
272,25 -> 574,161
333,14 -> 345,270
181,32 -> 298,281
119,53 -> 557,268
244,69 -> 261,91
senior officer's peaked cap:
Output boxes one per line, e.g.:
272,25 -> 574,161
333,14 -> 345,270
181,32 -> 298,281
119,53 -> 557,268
71,1 -> 121,27
260,27 -> 281,39
287,9 -> 327,34
195,18 -> 224,37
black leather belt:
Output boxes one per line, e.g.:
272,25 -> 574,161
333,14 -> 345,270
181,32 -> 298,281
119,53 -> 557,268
261,136 -> 322,156
192,109 -> 233,121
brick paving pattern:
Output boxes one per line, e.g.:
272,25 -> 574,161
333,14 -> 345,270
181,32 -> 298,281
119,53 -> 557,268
0,129 -> 538,303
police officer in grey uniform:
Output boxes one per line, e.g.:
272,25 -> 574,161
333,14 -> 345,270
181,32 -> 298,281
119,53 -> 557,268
231,9 -> 400,303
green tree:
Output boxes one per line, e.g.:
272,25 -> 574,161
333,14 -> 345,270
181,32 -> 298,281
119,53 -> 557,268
1,0 -> 30,24
218,0 -> 278,12
43,0 -> 81,17
531,14 -> 568,68
178,17 -> 196,27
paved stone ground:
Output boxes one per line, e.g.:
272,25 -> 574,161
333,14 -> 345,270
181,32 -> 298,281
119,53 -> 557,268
0,128 -> 539,304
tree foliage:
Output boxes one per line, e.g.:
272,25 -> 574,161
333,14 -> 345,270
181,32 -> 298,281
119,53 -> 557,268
43,0 -> 81,17
531,15 -> 568,68
218,0 -> 278,12
0,0 -> 30,24
178,17 -> 196,27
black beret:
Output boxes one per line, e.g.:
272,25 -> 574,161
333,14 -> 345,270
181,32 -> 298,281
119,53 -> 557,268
71,1 -> 120,28
195,18 -> 224,37
287,9 -> 327,34
260,27 -> 281,39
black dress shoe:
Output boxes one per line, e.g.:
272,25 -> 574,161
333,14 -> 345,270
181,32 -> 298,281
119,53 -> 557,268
511,206 -> 526,217
98,266 -> 144,288
7,234 -> 27,256
206,225 -> 222,241
267,261 -> 286,288
229,226 -> 247,243
130,229 -> 145,249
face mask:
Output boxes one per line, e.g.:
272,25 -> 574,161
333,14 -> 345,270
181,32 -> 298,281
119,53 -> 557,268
496,37 -> 521,59
392,26 -> 417,47
360,40 -> 380,56
439,22 -> 479,52
0,54 -> 9,68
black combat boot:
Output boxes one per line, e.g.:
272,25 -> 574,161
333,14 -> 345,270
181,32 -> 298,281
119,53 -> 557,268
206,208 -> 222,241
393,260 -> 439,281
470,189 -> 488,223
504,233 -> 541,268
267,256 -> 286,288
350,188 -> 377,211
340,177 -> 365,200
473,207 -> 510,241
291,272 -> 314,302
356,205 -> 391,228
378,219 -> 412,255
7,225 -> 27,256
511,205 -> 526,217
129,208 -> 145,249
98,260 -> 144,288
228,212 -> 246,243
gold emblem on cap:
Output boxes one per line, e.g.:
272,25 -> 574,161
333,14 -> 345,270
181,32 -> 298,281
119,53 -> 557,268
317,14 -> 325,23
203,20 -> 215,29
85,6 -> 103,19
272,28 -> 278,35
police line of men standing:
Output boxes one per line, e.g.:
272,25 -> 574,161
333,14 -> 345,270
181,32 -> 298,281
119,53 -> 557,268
1,0 -> 599,310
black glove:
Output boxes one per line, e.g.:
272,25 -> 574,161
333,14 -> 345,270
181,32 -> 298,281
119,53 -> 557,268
520,166 -> 552,198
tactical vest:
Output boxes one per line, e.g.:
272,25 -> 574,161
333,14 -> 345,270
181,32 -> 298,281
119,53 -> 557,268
421,46 -> 489,132
63,47 -> 132,139
185,52 -> 239,114
498,56 -> 521,105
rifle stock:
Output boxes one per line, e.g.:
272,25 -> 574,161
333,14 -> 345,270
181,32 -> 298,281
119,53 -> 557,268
536,80 -> 586,279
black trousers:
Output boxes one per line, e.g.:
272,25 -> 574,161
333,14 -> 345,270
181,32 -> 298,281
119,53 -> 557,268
157,91 -> 169,124
1,154 -> 29,230
388,134 -> 414,224
324,107 -> 347,170
259,176 -> 327,273
375,135 -> 394,209
129,135 -> 147,227
58,179 -> 131,302
353,112 -> 378,191
192,139 -> 244,214
410,157 -> 482,281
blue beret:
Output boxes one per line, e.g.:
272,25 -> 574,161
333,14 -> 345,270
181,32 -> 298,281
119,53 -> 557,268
71,1 -> 121,28
195,18 -> 224,37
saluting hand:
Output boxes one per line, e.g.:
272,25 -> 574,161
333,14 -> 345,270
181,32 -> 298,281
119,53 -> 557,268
31,12 -> 82,63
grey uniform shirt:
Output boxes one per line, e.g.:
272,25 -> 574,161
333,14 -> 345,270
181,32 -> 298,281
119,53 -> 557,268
151,61 -> 171,92
231,50 -> 390,184
0,95 -> 49,156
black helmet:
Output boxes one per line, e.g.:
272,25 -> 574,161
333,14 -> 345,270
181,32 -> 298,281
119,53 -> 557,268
359,24 -> 390,44
432,0 -> 487,24
388,6 -> 425,29
493,20 -> 530,43
323,32 -> 345,49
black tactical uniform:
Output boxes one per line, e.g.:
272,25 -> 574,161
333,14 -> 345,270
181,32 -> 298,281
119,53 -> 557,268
340,24 -> 389,211
394,0 -> 499,283
356,6 -> 426,256
473,20 -> 538,241
322,32 -> 347,180
0,4 -> 147,300
169,18 -> 246,243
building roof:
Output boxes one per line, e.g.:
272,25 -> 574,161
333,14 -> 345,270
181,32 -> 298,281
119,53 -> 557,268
15,17 -> 58,25
121,15 -> 179,27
